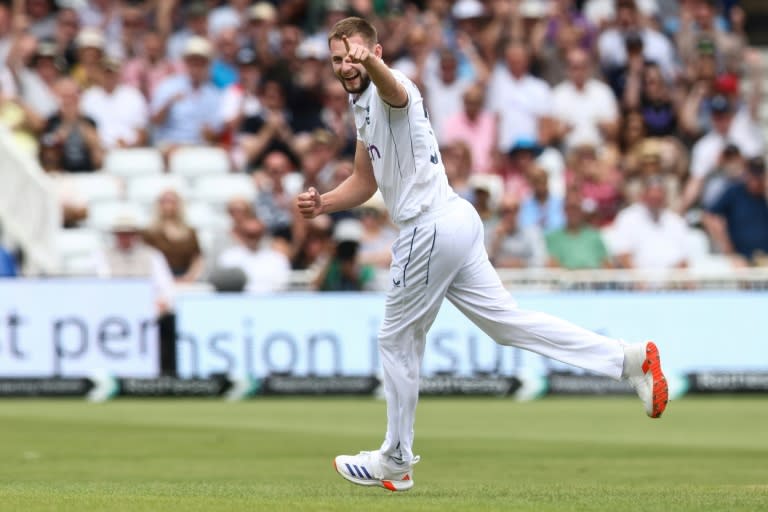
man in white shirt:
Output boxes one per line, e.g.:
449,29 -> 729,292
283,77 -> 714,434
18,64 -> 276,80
486,41 -> 555,151
296,16 -> 669,493
216,217 -> 291,294
597,0 -> 677,80
609,177 -> 689,269
552,48 -> 619,150
80,58 -> 148,148
681,94 -> 765,212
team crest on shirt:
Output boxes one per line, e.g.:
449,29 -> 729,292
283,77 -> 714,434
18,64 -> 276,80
367,143 -> 381,161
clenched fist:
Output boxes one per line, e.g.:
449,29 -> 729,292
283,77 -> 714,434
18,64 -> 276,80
297,187 -> 323,219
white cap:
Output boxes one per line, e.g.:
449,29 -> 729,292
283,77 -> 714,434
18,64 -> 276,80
333,218 -> 364,243
76,28 -> 105,50
520,0 -> 548,18
296,39 -> 328,60
452,0 -> 485,20
183,36 -> 213,59
249,2 -> 277,21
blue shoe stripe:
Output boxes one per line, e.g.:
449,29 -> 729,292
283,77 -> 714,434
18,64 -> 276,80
352,464 -> 365,479
360,466 -> 373,479
345,463 -> 356,477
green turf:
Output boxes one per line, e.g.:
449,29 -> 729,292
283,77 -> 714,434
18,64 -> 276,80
0,396 -> 766,511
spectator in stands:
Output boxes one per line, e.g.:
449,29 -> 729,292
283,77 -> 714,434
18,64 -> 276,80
122,31 -> 182,102
609,176 -> 689,269
681,94 -> 764,212
70,28 -> 106,89
96,213 -> 175,313
623,62 -> 680,138
292,213 -> 333,271
498,138 -> 544,199
424,40 -> 488,141
52,8 -> 78,71
357,193 -> 397,269
486,41 -> 555,150
243,2 -> 279,63
143,189 -> 204,283
0,74 -> 45,158
211,27 -> 241,89
296,128 -> 339,194
237,76 -> 300,169
40,77 -> 103,172
553,47 -> 620,150
441,82 -> 497,175
80,58 -> 148,149
150,36 -> 222,153
546,192 -> 611,270
1,33 -> 59,119
287,39 -> 328,135
565,139 -> 622,226
22,41 -> 62,118
442,140 -> 476,202
216,216 -> 291,294
319,79 -> 356,157
703,157 -> 768,266
598,0 -> 677,80
519,167 -> 566,232
699,143 -> 744,210
76,0 -> 122,56
487,193 -> 547,268
166,1 -> 209,62
25,0 -> 56,41
117,2 -> 148,61
208,0 -> 251,40
676,0 -> 745,70
314,218 -> 377,292
623,138 -> 684,210
252,149 -> 302,244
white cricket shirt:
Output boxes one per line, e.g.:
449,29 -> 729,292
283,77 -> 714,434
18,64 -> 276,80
350,68 -> 455,226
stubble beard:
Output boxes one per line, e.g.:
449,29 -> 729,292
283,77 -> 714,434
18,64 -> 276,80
339,72 -> 371,95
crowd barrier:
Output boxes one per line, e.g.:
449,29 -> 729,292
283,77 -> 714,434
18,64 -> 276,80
0,278 -> 766,399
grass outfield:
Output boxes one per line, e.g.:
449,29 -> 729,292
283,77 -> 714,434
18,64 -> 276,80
0,397 -> 766,511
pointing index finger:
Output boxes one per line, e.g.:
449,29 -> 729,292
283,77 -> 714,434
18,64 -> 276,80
342,35 -> 351,53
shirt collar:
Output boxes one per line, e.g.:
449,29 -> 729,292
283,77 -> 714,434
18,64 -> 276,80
351,82 -> 373,110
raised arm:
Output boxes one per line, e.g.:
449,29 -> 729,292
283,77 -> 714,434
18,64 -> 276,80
342,35 -> 408,108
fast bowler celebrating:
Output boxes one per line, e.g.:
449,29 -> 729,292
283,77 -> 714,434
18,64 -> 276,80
296,17 -> 668,492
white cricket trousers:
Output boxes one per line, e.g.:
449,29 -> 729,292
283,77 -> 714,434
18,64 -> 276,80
377,196 -> 625,466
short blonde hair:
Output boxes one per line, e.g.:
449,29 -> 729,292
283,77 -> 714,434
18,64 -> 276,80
327,16 -> 378,48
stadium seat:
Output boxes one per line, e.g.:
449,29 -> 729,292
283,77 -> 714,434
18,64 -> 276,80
191,174 -> 256,208
85,200 -> 150,232
104,148 -> 164,177
168,146 -> 231,179
127,175 -> 189,207
50,174 -> 124,204
55,227 -> 104,276
185,200 -> 230,231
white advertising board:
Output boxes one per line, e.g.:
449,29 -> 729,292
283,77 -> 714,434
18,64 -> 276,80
176,291 -> 768,378
0,279 -> 159,377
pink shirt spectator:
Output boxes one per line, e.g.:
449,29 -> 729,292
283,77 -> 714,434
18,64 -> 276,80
121,58 -> 183,102
441,110 -> 496,175
566,168 -> 623,227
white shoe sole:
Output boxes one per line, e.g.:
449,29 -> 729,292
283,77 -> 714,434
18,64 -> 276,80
333,457 -> 414,492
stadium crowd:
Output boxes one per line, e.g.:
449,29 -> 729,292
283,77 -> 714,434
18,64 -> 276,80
1,0 -> 767,296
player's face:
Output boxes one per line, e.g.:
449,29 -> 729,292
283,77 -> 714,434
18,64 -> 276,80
330,35 -> 371,94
